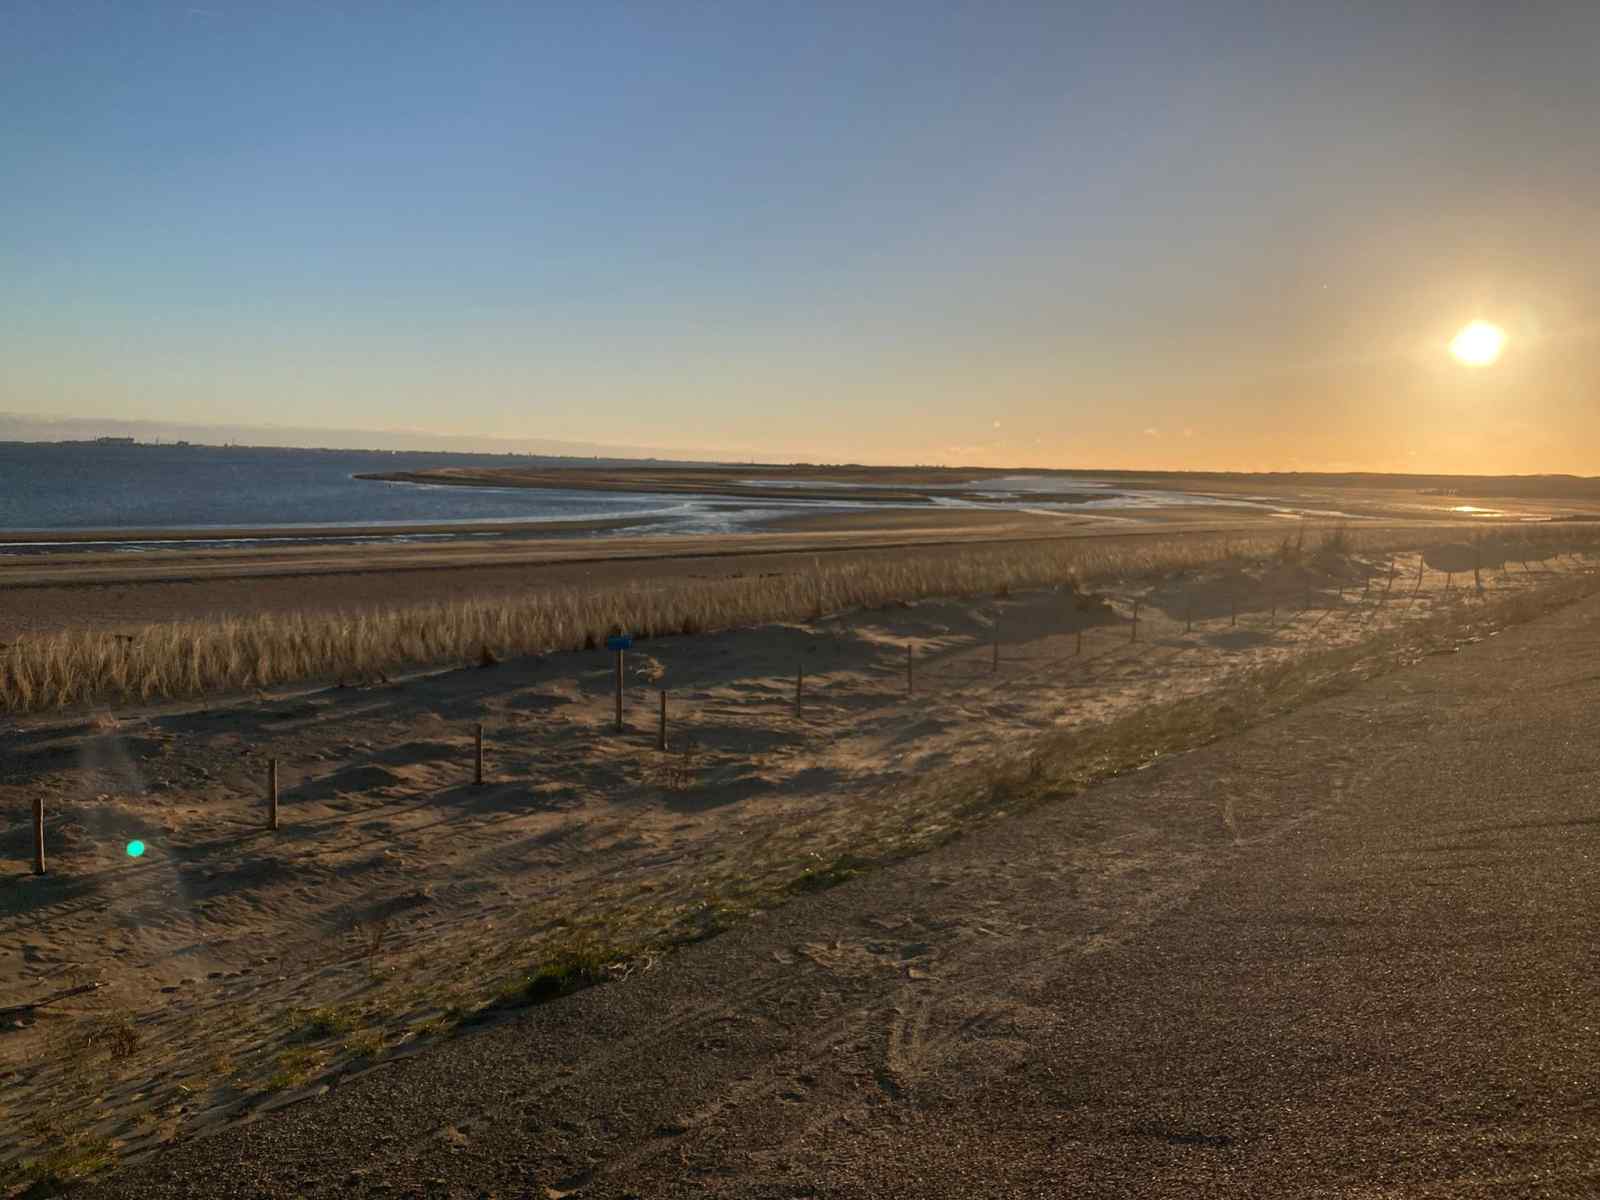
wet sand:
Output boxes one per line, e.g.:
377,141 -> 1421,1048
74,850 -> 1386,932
354,463 -> 1117,505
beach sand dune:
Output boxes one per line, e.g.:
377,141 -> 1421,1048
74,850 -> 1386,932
2,545 -> 1580,1178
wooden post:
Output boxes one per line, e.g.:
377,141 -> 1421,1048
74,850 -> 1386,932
906,644 -> 914,695
1229,589 -> 1236,627
267,758 -> 279,832
1075,628 -> 1083,656
1131,600 -> 1139,643
795,665 -> 804,717
1304,581 -> 1312,611
32,797 -> 45,876
614,647 -> 624,733
992,624 -> 999,674
474,723 -> 484,786
658,689 -> 668,751
1185,597 -> 1192,633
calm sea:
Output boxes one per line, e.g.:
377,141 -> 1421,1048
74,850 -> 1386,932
0,443 -> 704,538
0,443 -> 1308,551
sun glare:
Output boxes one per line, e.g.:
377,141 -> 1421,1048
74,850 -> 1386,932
1449,320 -> 1506,367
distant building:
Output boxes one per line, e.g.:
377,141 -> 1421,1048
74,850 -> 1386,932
94,436 -> 136,445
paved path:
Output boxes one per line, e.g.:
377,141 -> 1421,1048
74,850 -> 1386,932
81,592 -> 1600,1198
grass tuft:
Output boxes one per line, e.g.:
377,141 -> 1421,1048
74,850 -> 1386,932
343,1029 -> 385,1058
291,1006 -> 359,1039
501,929 -> 629,1007
788,854 -> 869,893
264,1047 -> 323,1092
5,1134 -> 115,1195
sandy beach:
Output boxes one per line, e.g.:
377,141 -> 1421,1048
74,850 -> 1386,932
5,466 -> 1599,1189
5,537 -> 1595,1185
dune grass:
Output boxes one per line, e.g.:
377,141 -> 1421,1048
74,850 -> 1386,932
1,524 -> 1593,715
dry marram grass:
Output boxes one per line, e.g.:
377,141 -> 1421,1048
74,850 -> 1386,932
0,525 -> 1591,714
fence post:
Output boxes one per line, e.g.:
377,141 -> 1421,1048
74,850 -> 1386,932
658,689 -> 667,751
1230,589 -> 1237,627
1185,596 -> 1193,633
795,665 -> 804,717
474,723 -> 484,786
32,797 -> 45,876
267,758 -> 279,832
906,645 -> 914,695
615,647 -> 625,733
992,623 -> 999,674
1076,628 -> 1083,656
1131,600 -> 1139,643
1304,581 -> 1312,611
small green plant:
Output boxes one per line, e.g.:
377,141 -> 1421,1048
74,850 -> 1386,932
293,1006 -> 358,1039
788,854 -> 867,894
6,1134 -> 115,1191
265,1047 -> 323,1092
344,1029 -> 384,1058
504,930 -> 626,1006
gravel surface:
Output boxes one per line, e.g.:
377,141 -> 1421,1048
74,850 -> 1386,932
73,592 -> 1600,1198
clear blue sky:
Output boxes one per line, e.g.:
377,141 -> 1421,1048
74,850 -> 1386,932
4,2 -> 1598,470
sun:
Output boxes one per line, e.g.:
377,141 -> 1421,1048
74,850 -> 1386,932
1449,320 -> 1507,367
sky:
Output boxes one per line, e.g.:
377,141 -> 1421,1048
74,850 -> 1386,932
3,1 -> 1599,472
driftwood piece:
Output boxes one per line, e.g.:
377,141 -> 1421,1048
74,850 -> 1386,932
0,981 -> 102,1019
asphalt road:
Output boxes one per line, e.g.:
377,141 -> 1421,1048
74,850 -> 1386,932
76,590 -> 1600,1198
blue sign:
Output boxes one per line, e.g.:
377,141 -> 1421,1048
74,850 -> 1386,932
605,635 -> 633,651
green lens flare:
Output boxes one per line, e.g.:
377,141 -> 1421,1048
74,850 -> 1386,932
126,840 -> 146,858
